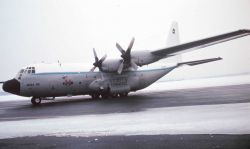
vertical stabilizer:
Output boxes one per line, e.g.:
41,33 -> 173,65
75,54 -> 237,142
167,21 -> 180,47
166,21 -> 182,63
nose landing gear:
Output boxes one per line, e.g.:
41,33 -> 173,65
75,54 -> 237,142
31,97 -> 55,105
31,97 -> 41,105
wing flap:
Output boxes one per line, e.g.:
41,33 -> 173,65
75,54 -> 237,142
152,29 -> 250,56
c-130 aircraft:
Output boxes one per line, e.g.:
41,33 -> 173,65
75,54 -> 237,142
1,22 -> 250,105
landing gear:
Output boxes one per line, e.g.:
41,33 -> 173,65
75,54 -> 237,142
101,93 -> 109,99
111,93 -> 118,98
90,92 -> 129,99
91,93 -> 100,99
31,97 -> 41,105
119,92 -> 128,97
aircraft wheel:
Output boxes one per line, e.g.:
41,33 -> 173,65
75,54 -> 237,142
124,92 -> 128,97
101,93 -> 109,99
91,94 -> 100,99
111,93 -> 118,98
31,97 -> 41,105
119,92 -> 128,97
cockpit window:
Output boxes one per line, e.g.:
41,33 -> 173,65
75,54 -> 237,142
16,67 -> 36,80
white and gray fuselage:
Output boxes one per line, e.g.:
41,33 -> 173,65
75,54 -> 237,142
19,66 -> 176,97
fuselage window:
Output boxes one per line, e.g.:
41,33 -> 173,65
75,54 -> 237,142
28,70 -> 31,73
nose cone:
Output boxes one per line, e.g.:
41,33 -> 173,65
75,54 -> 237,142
2,79 -> 20,95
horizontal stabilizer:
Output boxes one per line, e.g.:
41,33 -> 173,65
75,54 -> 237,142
0,82 -> 4,84
177,57 -> 222,66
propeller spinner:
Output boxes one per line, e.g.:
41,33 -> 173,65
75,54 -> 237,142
90,48 -> 107,72
116,37 -> 137,74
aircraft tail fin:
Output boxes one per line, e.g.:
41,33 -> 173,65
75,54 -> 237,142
165,21 -> 182,63
167,21 -> 180,47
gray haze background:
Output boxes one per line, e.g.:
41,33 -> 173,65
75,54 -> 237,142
0,0 -> 250,81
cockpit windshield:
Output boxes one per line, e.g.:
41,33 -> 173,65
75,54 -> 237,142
16,67 -> 36,80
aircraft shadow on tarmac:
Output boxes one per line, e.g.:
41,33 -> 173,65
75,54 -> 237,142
1,84 -> 250,121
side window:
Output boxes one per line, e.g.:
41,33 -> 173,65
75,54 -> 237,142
31,67 -> 35,74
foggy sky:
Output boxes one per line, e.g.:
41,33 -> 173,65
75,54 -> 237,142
0,0 -> 250,81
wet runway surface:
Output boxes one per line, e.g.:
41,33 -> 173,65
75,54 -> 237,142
1,135 -> 250,149
1,84 -> 250,121
0,84 -> 250,148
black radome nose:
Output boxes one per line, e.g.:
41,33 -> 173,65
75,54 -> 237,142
2,79 -> 20,95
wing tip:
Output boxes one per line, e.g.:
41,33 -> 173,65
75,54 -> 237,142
239,29 -> 250,34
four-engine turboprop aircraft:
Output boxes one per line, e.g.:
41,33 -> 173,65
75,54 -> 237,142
1,22 -> 250,105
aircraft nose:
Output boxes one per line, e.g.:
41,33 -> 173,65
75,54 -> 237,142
2,79 -> 20,95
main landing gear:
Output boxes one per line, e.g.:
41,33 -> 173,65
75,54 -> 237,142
90,92 -> 128,99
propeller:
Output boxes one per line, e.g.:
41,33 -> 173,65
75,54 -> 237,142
90,48 -> 107,72
116,37 -> 137,74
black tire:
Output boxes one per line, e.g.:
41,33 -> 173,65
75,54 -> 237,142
119,92 -> 128,97
31,97 -> 41,105
111,93 -> 118,98
91,94 -> 100,99
101,93 -> 109,99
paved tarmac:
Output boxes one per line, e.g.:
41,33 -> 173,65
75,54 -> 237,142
1,84 -> 250,121
0,84 -> 250,148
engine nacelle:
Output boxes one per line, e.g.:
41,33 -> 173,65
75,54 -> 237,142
101,59 -> 122,72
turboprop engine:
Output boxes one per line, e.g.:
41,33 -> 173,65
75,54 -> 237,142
90,38 -> 138,74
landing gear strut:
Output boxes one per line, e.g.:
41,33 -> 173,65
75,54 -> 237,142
90,92 -> 129,99
119,92 -> 128,97
31,97 -> 41,105
101,93 -> 109,99
91,94 -> 100,99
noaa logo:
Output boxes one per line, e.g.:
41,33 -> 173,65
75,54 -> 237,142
172,29 -> 175,34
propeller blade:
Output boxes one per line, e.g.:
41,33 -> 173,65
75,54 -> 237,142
90,66 -> 97,72
131,60 -> 138,70
126,37 -> 135,53
93,48 -> 98,62
100,54 -> 107,62
90,49 -> 106,72
116,43 -> 125,54
117,60 -> 124,74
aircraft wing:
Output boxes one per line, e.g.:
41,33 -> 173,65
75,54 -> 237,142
151,29 -> 250,56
